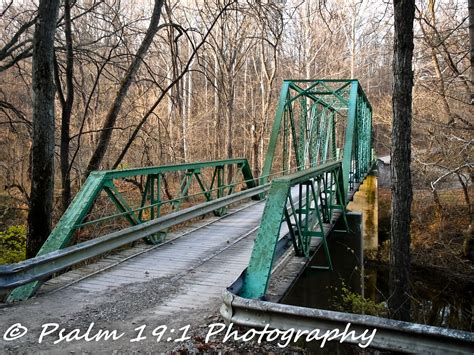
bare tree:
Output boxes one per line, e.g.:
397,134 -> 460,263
250,2 -> 283,177
470,0 -> 474,104
56,0 -> 75,211
27,0 -> 61,258
111,1 -> 237,168
85,0 -> 165,176
0,1 -> 471,306
205,1 -> 255,182
389,0 -> 416,322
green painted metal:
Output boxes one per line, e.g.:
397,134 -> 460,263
240,161 -> 349,299
8,79 -> 373,303
260,81 -> 291,186
7,172 -> 107,302
1,183 -> 270,292
8,158 -> 257,302
103,181 -> 140,226
261,79 -> 373,203
341,81 -> 359,202
243,79 -> 374,299
138,174 -> 166,244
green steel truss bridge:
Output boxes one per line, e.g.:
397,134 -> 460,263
1,80 -> 472,353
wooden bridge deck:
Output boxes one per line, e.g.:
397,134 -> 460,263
0,200 -> 266,351
40,199 -> 264,308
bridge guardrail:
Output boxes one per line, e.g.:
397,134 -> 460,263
239,160 -> 349,299
1,183 -> 269,298
221,282 -> 474,354
5,158 -> 258,302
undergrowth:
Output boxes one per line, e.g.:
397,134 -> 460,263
0,224 -> 26,264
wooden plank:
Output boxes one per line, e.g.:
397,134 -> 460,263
38,200 -> 264,297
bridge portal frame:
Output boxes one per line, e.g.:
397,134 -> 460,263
240,161 -> 349,299
261,79 -> 373,204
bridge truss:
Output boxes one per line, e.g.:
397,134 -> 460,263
2,79 -> 373,302
240,79 -> 374,299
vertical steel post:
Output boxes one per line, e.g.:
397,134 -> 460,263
261,81 -> 291,184
342,81 -> 359,202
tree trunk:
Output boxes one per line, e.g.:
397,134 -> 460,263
185,44 -> 193,162
60,0 -> 74,212
430,46 -> 452,124
214,53 -> 221,160
469,0 -> 474,104
350,7 -> 356,79
27,0 -> 61,258
85,0 -> 164,176
252,121 -> 259,178
225,83 -> 234,184
389,0 -> 415,322
432,187 -> 444,238
458,173 -> 474,261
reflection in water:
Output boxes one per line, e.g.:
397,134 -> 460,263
364,262 -> 473,331
347,174 -> 378,251
283,230 -> 374,354
284,230 -> 364,313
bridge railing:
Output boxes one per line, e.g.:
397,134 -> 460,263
221,288 -> 474,354
0,183 -> 270,295
6,158 -> 258,301
239,160 -> 349,299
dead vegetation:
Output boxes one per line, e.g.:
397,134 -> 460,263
376,187 -> 474,281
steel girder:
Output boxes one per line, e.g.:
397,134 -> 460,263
243,79 -> 374,299
1,184 -> 269,294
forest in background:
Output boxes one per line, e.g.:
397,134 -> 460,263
0,0 -> 472,273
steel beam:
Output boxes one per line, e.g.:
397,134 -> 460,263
341,81 -> 359,202
7,158 -> 257,301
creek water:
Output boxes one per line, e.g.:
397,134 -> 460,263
282,175 -> 473,352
